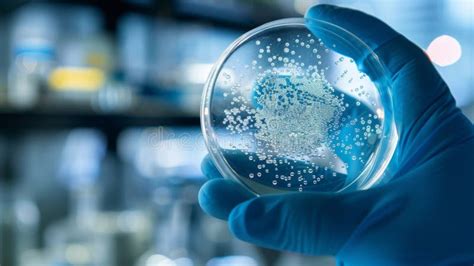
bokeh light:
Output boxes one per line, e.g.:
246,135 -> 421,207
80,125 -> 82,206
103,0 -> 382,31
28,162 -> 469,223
426,35 -> 462,67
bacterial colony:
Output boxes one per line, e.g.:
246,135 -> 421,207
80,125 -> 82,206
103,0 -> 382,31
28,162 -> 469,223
219,33 -> 383,192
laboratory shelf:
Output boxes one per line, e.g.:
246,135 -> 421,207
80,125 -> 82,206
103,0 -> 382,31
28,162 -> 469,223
0,99 -> 199,130
0,0 -> 295,30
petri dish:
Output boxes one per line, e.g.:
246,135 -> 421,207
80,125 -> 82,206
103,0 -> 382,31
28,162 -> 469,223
201,18 -> 398,195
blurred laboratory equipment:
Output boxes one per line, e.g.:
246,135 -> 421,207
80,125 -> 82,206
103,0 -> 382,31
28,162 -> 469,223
121,128 -> 205,265
52,5 -> 124,111
135,185 -> 198,266
45,129 -> 106,265
44,129 -> 151,265
119,127 -> 207,180
118,14 -> 152,90
0,17 -> 7,100
8,3 -> 57,108
0,136 -> 40,266
150,20 -> 240,113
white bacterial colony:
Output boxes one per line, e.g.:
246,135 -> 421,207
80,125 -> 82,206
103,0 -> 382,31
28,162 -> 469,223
252,71 -> 343,160
219,33 -> 383,192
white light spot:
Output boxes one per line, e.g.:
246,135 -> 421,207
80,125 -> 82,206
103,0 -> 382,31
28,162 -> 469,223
426,35 -> 462,67
376,108 -> 384,120
146,254 -> 175,266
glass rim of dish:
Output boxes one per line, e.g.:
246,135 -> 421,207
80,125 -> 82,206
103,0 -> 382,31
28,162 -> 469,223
201,17 -> 398,196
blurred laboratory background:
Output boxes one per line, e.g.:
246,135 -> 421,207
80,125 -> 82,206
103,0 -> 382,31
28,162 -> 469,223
0,0 -> 472,265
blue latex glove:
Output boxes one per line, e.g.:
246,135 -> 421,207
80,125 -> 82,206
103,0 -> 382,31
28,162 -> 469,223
199,4 -> 474,265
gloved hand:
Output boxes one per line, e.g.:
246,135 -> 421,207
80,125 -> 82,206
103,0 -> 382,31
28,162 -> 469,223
199,4 -> 474,265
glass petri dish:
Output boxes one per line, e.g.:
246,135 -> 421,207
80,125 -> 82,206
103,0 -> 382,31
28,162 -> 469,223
201,18 -> 398,195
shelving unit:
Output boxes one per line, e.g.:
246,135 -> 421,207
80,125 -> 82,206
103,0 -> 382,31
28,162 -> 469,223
0,0 -> 297,139
0,98 -> 199,130
0,0 -> 296,30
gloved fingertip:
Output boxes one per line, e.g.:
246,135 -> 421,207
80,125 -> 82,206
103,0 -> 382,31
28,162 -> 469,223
199,179 -> 254,220
228,198 -> 266,242
201,154 -> 224,179
198,180 -> 226,220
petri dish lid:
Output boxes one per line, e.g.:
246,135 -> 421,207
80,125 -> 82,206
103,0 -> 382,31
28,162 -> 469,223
201,17 -> 398,195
